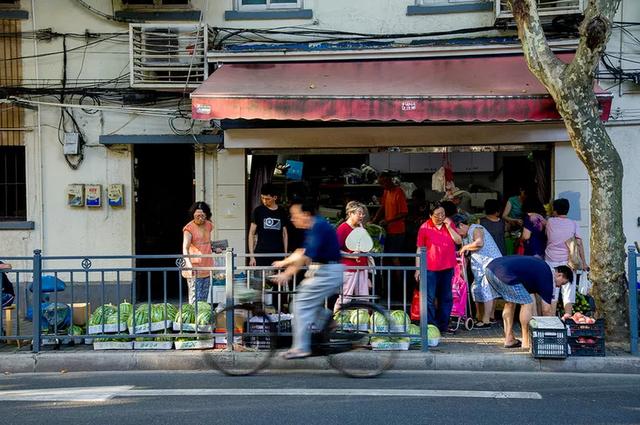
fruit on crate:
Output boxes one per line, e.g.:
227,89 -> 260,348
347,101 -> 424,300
576,337 -> 597,344
568,312 -> 596,324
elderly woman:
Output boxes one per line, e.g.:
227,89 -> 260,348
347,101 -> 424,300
182,201 -> 214,304
414,203 -> 462,334
334,201 -> 371,312
452,215 -> 502,328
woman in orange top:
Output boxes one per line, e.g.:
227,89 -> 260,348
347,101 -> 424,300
182,201 -> 214,304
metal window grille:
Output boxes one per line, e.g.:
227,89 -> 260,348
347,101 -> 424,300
237,0 -> 302,11
0,146 -> 26,221
496,0 -> 583,18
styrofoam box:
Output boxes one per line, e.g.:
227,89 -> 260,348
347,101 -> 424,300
88,322 -> 128,335
129,321 -> 173,334
174,339 -> 214,350
371,341 -> 410,351
172,323 -> 213,332
133,341 -> 174,350
336,323 -> 369,332
93,341 -> 134,350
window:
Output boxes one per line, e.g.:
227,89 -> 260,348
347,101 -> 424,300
237,0 -> 302,11
0,0 -> 19,8
0,147 -> 26,221
417,0 -> 487,4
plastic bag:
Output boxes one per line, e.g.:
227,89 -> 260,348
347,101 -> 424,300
577,272 -> 592,295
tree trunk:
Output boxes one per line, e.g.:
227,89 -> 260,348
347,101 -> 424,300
508,0 -> 628,340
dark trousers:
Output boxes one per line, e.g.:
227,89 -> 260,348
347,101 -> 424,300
427,268 -> 454,332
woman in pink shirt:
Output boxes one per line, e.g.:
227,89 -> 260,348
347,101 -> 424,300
414,203 -> 462,333
334,201 -> 371,312
182,201 -> 214,304
545,198 -> 588,315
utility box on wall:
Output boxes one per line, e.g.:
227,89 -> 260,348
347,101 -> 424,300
67,184 -> 84,207
107,184 -> 124,207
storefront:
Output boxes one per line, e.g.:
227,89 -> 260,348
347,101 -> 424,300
191,54 -> 612,255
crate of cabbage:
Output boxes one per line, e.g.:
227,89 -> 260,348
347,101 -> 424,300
172,302 -> 215,332
87,303 -> 131,334
127,303 -> 175,334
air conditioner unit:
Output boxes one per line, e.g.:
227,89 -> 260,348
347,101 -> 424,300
495,0 -> 584,20
129,24 -> 211,90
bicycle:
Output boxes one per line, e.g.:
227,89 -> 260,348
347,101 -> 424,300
211,290 -> 398,378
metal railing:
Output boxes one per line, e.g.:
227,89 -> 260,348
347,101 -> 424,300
628,244 -> 639,356
1,248 -> 430,353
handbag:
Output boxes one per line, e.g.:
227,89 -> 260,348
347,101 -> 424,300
515,238 -> 525,255
566,236 -> 584,271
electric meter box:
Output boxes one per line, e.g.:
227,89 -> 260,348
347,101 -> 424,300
67,184 -> 84,207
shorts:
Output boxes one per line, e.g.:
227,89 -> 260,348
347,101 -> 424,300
485,269 -> 533,305
547,261 -> 577,304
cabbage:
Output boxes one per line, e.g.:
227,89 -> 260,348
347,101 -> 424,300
390,310 -> 410,328
70,325 -> 84,336
175,304 -> 196,324
89,304 -> 117,326
195,301 -> 212,313
428,324 -> 440,340
333,311 -> 351,326
369,311 -> 388,329
408,324 -> 420,335
118,302 -> 133,323
349,309 -> 369,326
127,304 -> 150,329
196,309 -> 212,325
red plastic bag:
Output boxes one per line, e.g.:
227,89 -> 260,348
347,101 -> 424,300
410,288 -> 421,321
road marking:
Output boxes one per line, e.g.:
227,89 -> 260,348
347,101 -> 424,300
0,387 -> 542,401
0,386 -> 134,402
119,388 -> 542,400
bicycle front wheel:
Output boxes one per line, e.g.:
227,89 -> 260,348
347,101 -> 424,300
211,304 -> 277,376
326,302 -> 397,378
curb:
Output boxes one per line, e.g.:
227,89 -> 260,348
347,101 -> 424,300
1,351 -> 639,375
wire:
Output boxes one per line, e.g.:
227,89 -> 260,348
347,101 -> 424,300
74,0 -> 134,23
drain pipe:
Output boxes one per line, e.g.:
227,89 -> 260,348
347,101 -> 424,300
31,0 -> 45,254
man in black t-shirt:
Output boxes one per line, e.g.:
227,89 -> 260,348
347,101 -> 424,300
248,183 -> 289,268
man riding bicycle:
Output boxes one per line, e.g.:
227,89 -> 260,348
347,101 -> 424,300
272,198 -> 345,359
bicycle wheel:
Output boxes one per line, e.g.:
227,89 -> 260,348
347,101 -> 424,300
326,301 -> 397,378
211,304 -> 277,376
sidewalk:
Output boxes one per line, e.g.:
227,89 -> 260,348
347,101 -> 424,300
1,324 -> 637,375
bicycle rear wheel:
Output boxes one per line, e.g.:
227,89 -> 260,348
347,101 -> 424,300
211,304 -> 277,376
326,302 -> 397,378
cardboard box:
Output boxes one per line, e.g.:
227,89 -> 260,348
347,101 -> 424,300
71,303 -> 91,326
93,341 -> 134,350
1,306 -> 29,347
174,339 -> 214,350
134,341 -> 173,350
214,311 -> 247,333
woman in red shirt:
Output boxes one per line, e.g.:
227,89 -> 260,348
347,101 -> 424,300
414,203 -> 462,333
334,201 -> 371,312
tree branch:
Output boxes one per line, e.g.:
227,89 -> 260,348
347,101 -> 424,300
508,0 -> 565,90
569,0 -> 621,85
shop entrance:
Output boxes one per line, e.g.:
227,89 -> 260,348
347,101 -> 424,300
134,144 -> 194,301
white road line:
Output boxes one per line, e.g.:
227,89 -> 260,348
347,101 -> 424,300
0,387 -> 542,401
120,388 -> 542,400
0,386 -> 134,402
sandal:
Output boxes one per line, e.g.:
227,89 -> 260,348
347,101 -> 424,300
281,349 -> 311,360
474,321 -> 492,329
504,339 -> 522,349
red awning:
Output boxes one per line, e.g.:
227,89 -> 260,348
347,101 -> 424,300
191,54 -> 612,123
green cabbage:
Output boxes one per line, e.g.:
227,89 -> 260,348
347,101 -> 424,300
196,309 -> 212,325
390,310 -> 410,328
88,304 -> 117,326
349,309 -> 369,326
70,325 -> 84,336
333,311 -> 351,326
369,311 -> 388,331
175,304 -> 196,324
428,324 -> 441,340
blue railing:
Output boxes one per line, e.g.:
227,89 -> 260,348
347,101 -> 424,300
1,248 -> 430,353
628,244 -> 639,356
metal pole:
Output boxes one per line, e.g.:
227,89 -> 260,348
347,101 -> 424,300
628,245 -> 638,356
419,247 -> 429,352
32,250 -> 42,353
225,248 -> 234,351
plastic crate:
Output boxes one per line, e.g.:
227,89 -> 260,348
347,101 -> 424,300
568,337 -> 606,356
564,318 -> 605,338
529,317 -> 567,359
246,317 -> 292,349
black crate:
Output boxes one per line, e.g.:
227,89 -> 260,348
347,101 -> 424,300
530,328 -> 568,359
564,318 -> 605,338
246,319 -> 291,350
568,337 -> 605,357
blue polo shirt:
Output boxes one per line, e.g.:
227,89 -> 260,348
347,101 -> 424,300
486,256 -> 554,303
303,217 -> 341,263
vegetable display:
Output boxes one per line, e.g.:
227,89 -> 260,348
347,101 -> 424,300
349,309 -> 369,326
364,224 -> 385,253
390,310 -> 410,328
174,303 -> 212,325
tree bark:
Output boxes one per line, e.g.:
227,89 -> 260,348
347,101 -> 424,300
508,0 -> 628,340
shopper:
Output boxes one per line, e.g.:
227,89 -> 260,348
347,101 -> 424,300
182,201 -> 214,304
479,199 -> 507,256
334,201 -> 371,312
372,172 -> 408,300
545,198 -> 588,316
452,215 -> 502,329
414,203 -> 462,334
485,256 -> 572,349
502,186 -> 527,229
520,196 -> 547,258
272,199 -> 344,359
248,183 -> 289,268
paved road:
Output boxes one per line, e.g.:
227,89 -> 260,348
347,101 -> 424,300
0,370 -> 638,425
